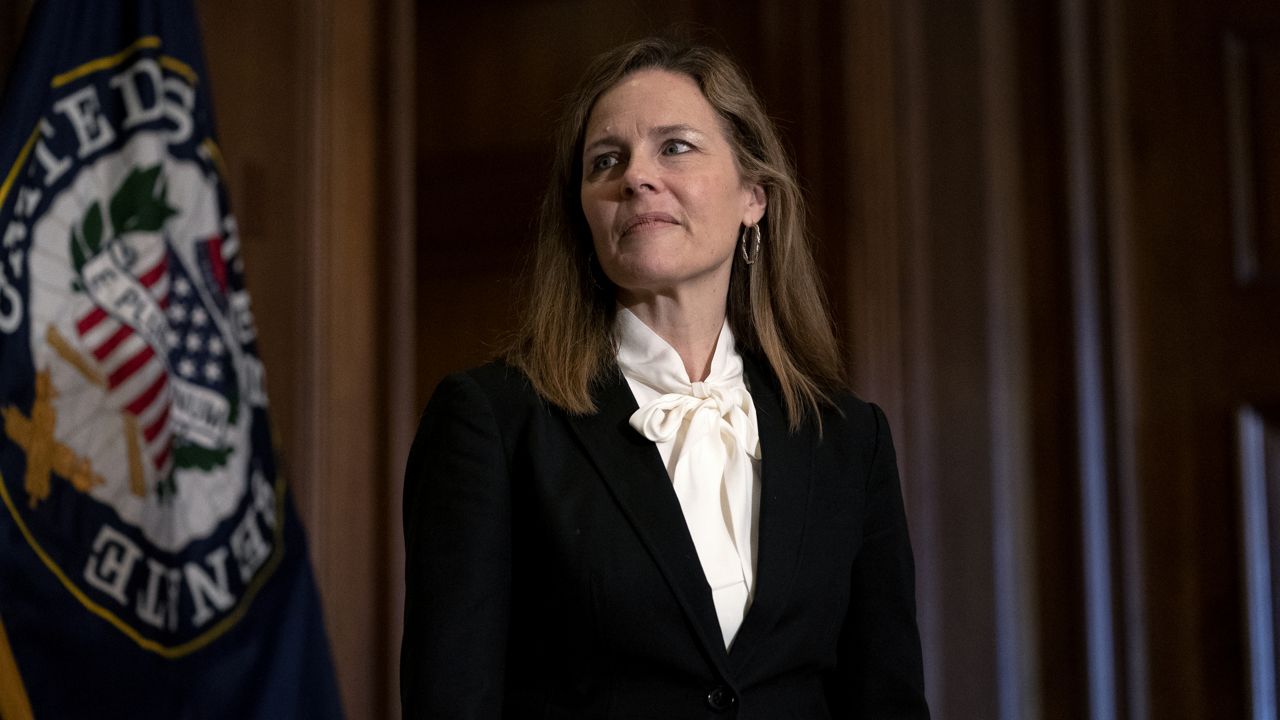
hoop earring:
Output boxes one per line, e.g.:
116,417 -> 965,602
740,223 -> 762,265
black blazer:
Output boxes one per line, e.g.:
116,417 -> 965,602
401,357 -> 928,719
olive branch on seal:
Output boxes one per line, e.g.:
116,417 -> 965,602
70,165 -> 177,283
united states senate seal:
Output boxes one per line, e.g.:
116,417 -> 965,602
0,38 -> 282,656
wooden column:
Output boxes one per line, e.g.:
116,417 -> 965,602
301,1 -> 387,717
201,0 -> 407,716
381,0 -> 417,716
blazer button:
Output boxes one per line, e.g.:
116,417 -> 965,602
706,685 -> 737,712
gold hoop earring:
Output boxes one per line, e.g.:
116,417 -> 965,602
740,224 -> 762,265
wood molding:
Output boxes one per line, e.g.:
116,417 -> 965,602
892,0 -> 945,708
1061,0 -> 1131,718
843,0 -> 904,423
1237,405 -> 1280,720
978,0 -> 1041,717
303,0 -> 383,717
382,0 -> 416,716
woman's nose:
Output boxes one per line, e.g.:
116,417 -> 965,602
622,155 -> 659,196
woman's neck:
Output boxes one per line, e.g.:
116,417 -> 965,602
618,292 -> 726,382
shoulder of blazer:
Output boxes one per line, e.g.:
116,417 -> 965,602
434,359 -> 560,412
456,359 -> 635,424
435,360 -> 550,439
738,351 -> 884,451
827,390 -> 883,445
458,360 -> 539,407
813,390 -> 900,507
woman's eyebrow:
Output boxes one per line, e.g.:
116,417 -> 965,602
650,124 -> 704,139
583,124 -> 708,156
583,135 -> 622,156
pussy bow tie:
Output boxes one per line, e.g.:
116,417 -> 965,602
628,373 -> 761,598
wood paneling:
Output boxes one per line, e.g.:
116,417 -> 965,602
891,2 -> 1000,715
305,1 -> 385,716
843,0 -> 905,419
201,0 -> 404,717
381,0 -> 417,716
1095,0 -> 1280,716
1061,0 -> 1129,716
1225,30 -> 1280,286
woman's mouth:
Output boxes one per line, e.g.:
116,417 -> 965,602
619,212 -> 679,237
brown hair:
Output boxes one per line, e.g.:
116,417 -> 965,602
505,36 -> 844,430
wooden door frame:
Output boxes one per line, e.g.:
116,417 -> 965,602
298,0 -> 416,716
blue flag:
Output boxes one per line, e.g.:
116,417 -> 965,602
0,2 -> 343,717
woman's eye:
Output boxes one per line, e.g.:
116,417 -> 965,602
662,140 -> 693,156
590,154 -> 618,172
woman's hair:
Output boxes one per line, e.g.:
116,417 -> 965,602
505,36 -> 844,430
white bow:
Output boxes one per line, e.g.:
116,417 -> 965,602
618,315 -> 762,647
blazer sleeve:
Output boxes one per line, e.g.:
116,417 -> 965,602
829,402 -> 930,718
401,372 -> 512,719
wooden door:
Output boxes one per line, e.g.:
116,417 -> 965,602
1101,0 -> 1280,716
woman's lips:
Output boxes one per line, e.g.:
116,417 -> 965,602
619,212 -> 678,237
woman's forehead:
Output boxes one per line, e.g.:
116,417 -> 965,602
583,69 -> 719,141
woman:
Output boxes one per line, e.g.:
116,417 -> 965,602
402,37 -> 928,719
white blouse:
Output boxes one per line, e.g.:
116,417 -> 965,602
614,307 -> 762,648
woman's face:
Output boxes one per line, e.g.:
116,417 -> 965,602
580,69 -> 765,303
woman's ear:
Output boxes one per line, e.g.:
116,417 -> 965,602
743,184 -> 767,225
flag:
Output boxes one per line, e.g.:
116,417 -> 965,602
0,2 -> 344,717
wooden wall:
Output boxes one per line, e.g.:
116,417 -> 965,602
3,1 -> 1278,718
197,1 -> 415,718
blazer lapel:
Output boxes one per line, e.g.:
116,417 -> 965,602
564,368 -> 732,673
727,355 -> 815,671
